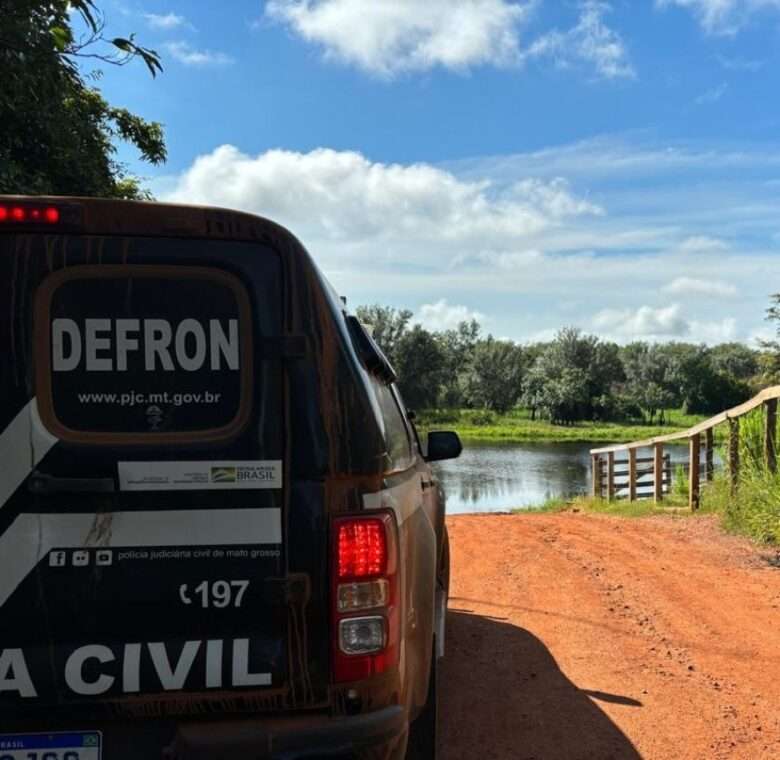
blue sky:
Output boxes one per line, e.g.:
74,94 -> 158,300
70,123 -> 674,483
92,0 -> 780,344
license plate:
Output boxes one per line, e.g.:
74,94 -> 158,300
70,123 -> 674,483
0,732 -> 101,760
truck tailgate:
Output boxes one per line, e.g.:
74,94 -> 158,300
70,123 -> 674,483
0,233 -> 293,721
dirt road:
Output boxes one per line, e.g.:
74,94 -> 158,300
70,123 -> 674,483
439,513 -> 780,760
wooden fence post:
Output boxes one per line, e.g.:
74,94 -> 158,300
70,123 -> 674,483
765,399 -> 777,474
728,417 -> 740,496
689,434 -> 701,511
628,448 -> 637,501
607,452 -> 615,502
591,455 -> 601,498
705,427 -> 714,482
654,443 -> 664,503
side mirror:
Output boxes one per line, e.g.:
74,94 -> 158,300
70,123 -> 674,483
425,431 -> 462,462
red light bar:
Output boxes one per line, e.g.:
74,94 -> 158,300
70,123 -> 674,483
0,203 -> 63,226
337,519 -> 388,580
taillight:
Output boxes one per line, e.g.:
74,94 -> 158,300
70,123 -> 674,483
0,203 -> 61,225
338,520 -> 387,580
0,201 -> 80,230
332,513 -> 400,683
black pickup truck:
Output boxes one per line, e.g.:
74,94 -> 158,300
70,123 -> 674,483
0,197 -> 461,760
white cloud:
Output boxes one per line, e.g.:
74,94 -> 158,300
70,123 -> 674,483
469,249 -> 544,269
145,12 -> 188,30
678,235 -> 729,253
663,277 -> 738,297
164,42 -> 234,66
162,136 -> 780,346
657,0 -> 780,35
452,135 -> 780,184
266,0 -> 533,75
415,300 -> 486,331
593,304 -> 690,338
688,317 -> 738,343
525,1 -> 635,79
165,145 -> 600,247
695,81 -> 728,105
748,325 -> 776,345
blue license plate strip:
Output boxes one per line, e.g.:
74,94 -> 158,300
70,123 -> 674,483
0,732 -> 101,759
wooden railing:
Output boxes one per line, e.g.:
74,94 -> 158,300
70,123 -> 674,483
590,386 -> 780,510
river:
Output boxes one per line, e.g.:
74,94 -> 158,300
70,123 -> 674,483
433,441 -> 696,515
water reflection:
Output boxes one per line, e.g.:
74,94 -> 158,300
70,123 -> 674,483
433,442 -> 699,515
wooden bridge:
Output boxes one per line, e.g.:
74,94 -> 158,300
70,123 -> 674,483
590,386 -> 780,511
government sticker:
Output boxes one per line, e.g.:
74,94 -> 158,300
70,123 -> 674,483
118,461 -> 282,491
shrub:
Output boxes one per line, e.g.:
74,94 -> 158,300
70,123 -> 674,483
465,409 -> 498,426
701,408 -> 780,544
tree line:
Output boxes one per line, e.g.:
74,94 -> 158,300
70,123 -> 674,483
357,299 -> 780,425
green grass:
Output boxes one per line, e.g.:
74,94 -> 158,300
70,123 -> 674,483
418,407 -> 707,444
523,476 -> 778,544
699,408 -> 780,544
522,494 -> 701,518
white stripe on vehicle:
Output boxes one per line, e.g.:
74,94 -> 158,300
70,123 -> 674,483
0,508 -> 281,609
0,400 -> 58,512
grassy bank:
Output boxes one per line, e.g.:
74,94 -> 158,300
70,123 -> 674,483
529,484 -> 777,547
700,409 -> 780,544
418,407 -> 706,444
525,494 -> 695,518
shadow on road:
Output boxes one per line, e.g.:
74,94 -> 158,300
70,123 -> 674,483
439,610 -> 643,760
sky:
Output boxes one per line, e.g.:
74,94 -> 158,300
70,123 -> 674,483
89,0 -> 780,345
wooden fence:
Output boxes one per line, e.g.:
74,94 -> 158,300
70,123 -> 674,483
590,385 -> 780,511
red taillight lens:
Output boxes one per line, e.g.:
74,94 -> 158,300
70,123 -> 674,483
0,204 -> 63,225
337,519 -> 387,580
332,513 -> 399,683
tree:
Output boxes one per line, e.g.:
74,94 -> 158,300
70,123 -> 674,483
759,294 -> 780,384
520,328 -> 622,423
393,326 -> 447,410
588,341 -> 625,418
709,342 -> 759,382
1,0 -> 166,198
438,319 -> 481,407
520,361 -> 548,422
522,360 -> 589,425
465,337 -> 524,413
648,342 -> 750,415
355,304 -> 413,369
621,342 -> 676,423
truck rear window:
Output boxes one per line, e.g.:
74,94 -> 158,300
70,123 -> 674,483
34,265 -> 254,445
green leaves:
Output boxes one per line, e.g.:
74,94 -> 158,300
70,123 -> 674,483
110,37 -> 133,53
110,37 -> 163,77
2,2 -> 166,198
135,46 -> 163,77
50,26 -> 73,52
108,107 -> 167,164
70,0 -> 99,33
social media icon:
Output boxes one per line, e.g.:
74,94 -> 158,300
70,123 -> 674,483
49,551 -> 67,567
96,550 -> 113,566
72,550 -> 90,567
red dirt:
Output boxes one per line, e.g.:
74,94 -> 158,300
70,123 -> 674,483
440,512 -> 780,760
